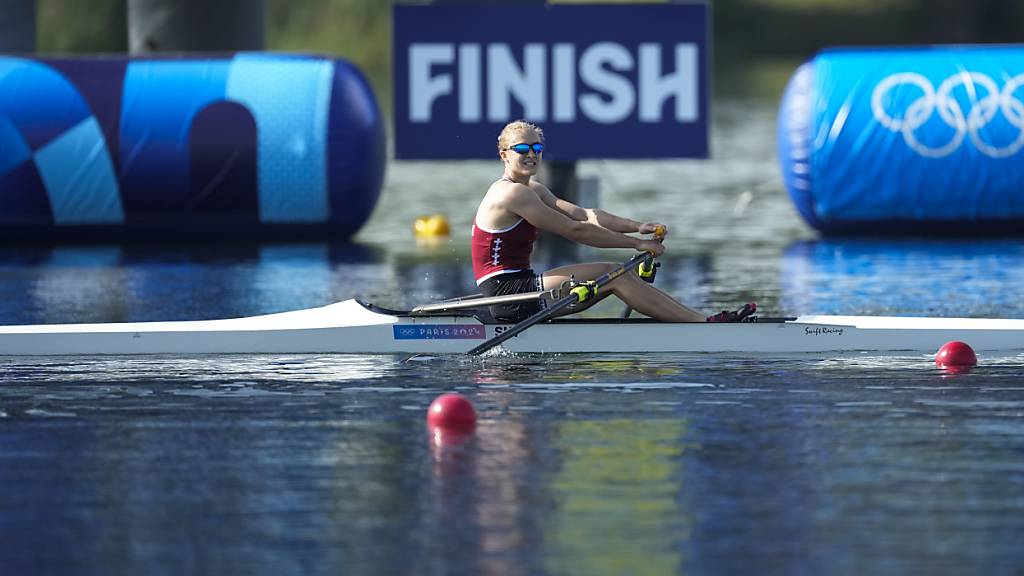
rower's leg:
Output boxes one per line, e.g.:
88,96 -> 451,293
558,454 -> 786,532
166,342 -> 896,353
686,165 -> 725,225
541,263 -> 615,315
542,263 -> 705,322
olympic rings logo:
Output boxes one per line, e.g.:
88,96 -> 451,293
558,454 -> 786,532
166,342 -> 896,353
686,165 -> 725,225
871,72 -> 1024,158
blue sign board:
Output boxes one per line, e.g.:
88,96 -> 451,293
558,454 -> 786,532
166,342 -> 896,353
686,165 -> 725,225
393,3 -> 709,160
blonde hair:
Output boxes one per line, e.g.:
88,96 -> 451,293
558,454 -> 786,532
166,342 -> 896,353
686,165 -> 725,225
497,120 -> 544,154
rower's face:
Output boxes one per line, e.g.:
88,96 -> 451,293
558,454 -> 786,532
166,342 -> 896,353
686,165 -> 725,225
501,128 -> 542,175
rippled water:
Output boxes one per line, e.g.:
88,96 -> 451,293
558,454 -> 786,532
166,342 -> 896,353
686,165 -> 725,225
2,96 -> 1024,574
4,353 -> 1024,574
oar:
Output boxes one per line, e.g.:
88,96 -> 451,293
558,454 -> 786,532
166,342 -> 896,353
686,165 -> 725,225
411,289 -> 559,315
467,248 -> 660,356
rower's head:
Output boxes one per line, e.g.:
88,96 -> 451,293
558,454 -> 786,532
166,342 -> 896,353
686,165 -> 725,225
498,120 -> 544,176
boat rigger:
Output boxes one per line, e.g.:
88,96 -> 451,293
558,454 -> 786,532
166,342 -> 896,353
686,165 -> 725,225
0,298 -> 1022,356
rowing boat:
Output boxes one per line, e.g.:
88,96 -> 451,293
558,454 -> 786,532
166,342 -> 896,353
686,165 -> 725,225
0,299 -> 1022,356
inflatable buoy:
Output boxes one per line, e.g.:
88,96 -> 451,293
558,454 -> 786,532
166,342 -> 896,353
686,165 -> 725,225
778,46 -> 1024,235
0,54 -> 386,241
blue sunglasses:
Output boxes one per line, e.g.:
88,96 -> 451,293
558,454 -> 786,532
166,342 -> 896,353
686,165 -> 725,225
507,142 -> 544,155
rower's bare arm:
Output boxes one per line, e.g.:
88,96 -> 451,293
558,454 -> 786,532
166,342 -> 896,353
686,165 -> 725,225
588,209 -> 649,233
535,183 -> 662,234
536,183 -> 588,221
506,186 -> 649,251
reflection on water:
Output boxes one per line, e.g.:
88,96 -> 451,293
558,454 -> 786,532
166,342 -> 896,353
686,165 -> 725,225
14,236 -> 1024,329
782,239 -> 1024,317
544,419 -> 691,576
0,238 -> 1022,575
3,93 -> 1024,573
14,235 -> 1020,328
2,353 -> 1024,574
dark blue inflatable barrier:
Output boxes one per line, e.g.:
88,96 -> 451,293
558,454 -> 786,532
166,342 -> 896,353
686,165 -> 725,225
0,53 -> 385,241
778,46 -> 1024,235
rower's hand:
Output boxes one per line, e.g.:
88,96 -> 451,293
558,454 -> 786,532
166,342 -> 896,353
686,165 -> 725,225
639,222 -> 666,236
637,239 -> 665,257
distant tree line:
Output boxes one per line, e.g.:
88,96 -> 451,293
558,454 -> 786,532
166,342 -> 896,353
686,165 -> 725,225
716,0 -> 1024,62
32,0 -> 1024,82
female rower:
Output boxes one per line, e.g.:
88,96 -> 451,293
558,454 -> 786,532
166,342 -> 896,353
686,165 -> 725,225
472,120 -> 753,323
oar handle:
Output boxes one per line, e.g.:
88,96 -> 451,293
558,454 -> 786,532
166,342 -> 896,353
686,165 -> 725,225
637,224 -> 665,277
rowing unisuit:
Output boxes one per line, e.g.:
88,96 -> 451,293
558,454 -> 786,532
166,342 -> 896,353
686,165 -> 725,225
471,218 -> 538,283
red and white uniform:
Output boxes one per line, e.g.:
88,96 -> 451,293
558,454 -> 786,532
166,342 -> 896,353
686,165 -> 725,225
471,218 -> 538,284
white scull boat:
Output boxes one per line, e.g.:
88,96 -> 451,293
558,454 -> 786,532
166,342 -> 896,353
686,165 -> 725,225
0,299 -> 1022,356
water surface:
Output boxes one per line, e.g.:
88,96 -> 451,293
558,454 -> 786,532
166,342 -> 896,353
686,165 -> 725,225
2,96 -> 1023,575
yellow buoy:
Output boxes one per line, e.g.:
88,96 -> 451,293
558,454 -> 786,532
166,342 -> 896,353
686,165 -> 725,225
414,214 -> 450,238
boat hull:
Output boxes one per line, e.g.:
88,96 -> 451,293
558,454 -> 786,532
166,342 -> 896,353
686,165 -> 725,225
1,300 -> 1022,355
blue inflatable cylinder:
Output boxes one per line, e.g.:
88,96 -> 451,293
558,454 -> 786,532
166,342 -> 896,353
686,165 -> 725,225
0,53 -> 385,241
778,46 -> 1024,235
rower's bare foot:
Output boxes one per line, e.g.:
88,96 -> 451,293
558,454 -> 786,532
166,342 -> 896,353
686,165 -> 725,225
706,302 -> 757,323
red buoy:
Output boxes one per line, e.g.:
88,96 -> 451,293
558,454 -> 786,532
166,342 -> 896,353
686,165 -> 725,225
935,341 -> 977,369
427,393 -> 477,431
